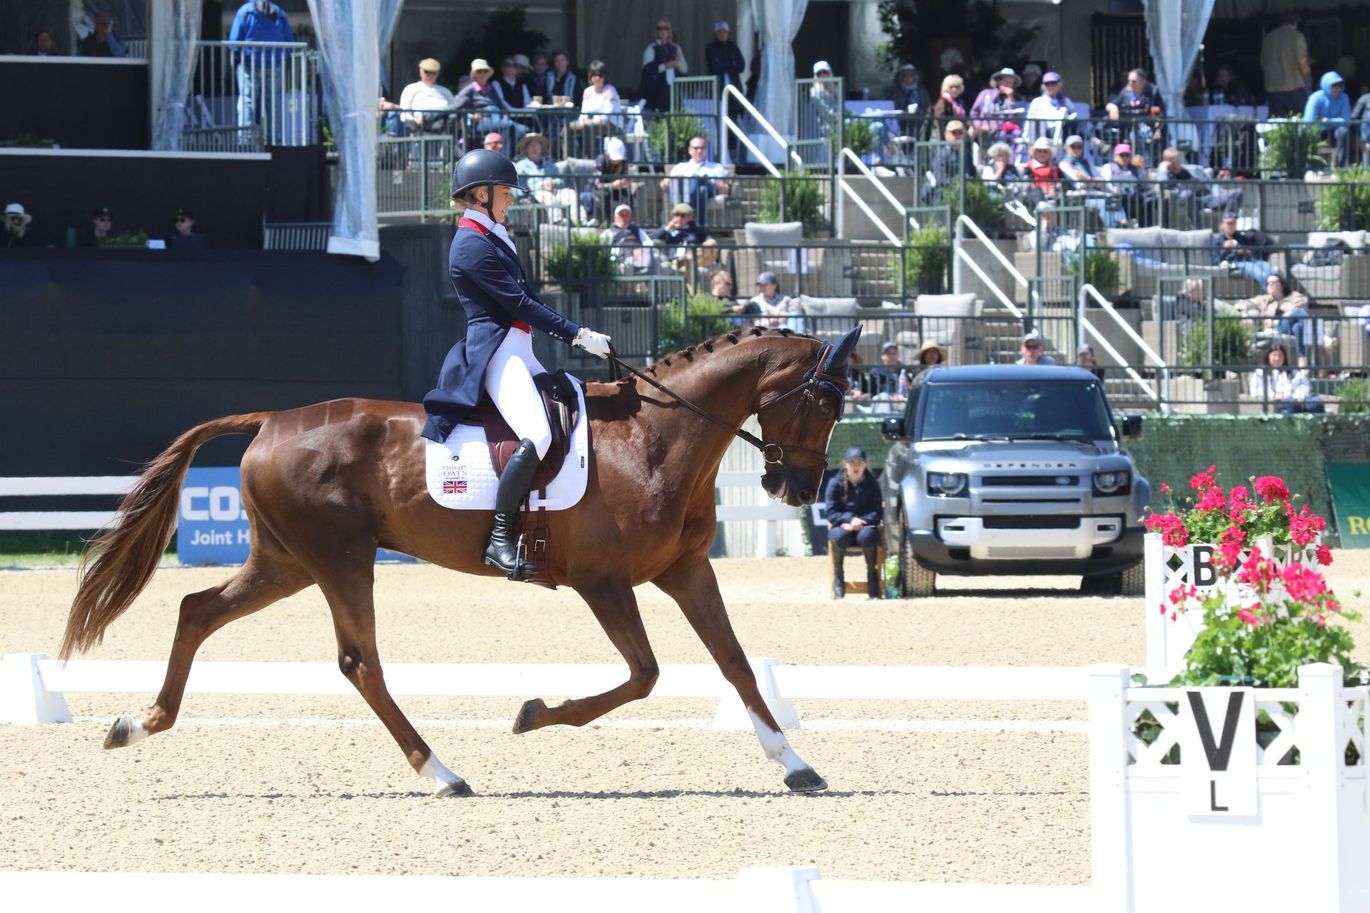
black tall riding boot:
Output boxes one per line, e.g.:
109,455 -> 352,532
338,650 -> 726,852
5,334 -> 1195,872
484,438 -> 542,579
864,546 -> 882,600
829,542 -> 845,599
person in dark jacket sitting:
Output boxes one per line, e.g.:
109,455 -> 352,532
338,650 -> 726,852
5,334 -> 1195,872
824,446 -> 883,599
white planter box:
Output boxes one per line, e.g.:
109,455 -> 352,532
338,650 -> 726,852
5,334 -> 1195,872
1143,532 -> 1319,674
1089,663 -> 1370,912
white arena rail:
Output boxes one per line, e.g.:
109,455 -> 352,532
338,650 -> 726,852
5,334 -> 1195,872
0,476 -> 135,530
0,868 -> 1096,912
1,653 -> 1092,728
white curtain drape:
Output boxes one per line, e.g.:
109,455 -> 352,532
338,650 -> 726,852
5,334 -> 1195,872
149,0 -> 201,150
308,0 -> 403,261
1144,0 -> 1216,122
750,0 -> 809,139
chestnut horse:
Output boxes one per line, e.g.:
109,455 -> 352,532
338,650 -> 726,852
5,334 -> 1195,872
61,326 -> 861,796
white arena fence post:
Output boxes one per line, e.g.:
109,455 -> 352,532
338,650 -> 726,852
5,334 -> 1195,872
1086,662 -> 1131,911
1,653 -> 73,725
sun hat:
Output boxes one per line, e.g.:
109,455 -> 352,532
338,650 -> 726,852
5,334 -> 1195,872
4,202 -> 32,224
419,58 -> 441,73
945,119 -> 966,133
603,135 -> 627,161
1031,136 -> 1055,151
1023,330 -> 1045,345
916,339 -> 947,363
672,202 -> 695,216
992,67 -> 1021,87
713,20 -> 730,32
1065,134 -> 1084,147
1114,142 -> 1132,155
469,58 -> 493,75
516,132 -> 548,155
812,60 -> 832,76
613,203 -> 632,216
1042,71 -> 1062,84
511,53 -> 531,71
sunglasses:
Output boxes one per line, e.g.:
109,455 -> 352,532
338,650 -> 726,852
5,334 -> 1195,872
948,129 -> 964,136
1024,342 -> 1042,349
689,144 -> 706,150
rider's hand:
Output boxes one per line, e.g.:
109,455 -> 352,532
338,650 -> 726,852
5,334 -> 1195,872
574,327 -> 613,359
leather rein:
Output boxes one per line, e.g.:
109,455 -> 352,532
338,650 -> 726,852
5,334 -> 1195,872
605,344 -> 849,471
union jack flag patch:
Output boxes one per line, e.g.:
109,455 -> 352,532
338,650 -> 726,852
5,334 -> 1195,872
443,479 -> 467,494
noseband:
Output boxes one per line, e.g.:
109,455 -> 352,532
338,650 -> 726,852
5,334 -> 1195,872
607,342 -> 850,473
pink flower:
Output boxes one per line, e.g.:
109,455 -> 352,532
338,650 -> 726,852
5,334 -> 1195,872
1287,502 -> 1327,547
1190,465 -> 1218,493
1282,564 -> 1329,604
1237,606 -> 1260,626
1146,512 -> 1189,547
1159,482 -> 1171,494
1254,475 -> 1290,502
1316,544 -> 1333,566
1195,486 -> 1226,513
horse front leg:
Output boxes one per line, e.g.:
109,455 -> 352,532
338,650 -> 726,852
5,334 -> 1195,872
652,555 -> 827,793
512,579 -> 660,732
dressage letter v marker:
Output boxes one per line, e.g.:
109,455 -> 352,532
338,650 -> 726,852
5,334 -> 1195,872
1187,690 -> 1244,771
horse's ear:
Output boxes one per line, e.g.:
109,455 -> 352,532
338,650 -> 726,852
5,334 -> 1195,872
822,326 -> 863,373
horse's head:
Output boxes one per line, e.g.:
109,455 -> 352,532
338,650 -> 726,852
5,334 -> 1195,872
755,327 -> 861,507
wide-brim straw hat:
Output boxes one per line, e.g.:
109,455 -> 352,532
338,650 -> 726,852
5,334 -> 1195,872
517,132 -> 549,155
917,339 -> 947,364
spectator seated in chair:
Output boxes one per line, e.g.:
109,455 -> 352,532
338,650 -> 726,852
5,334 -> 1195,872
661,136 -> 731,227
1232,273 -> 1312,358
1215,212 -> 1277,286
1248,342 -> 1324,413
601,203 -> 659,274
651,202 -> 713,270
825,447 -> 883,600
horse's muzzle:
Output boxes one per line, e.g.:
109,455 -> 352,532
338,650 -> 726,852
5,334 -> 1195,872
762,470 -> 820,507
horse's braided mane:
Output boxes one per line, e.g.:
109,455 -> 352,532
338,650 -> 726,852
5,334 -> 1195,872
647,326 -> 818,378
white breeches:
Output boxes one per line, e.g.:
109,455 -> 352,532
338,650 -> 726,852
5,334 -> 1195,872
484,327 -> 553,459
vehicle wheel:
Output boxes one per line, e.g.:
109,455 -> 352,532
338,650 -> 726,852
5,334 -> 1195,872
1080,572 -> 1120,595
1119,561 -> 1145,596
901,533 -> 935,597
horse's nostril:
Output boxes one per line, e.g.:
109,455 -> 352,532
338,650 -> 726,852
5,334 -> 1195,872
798,490 -> 815,504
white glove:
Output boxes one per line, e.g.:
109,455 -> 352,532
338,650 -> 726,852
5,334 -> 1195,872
574,327 -> 613,359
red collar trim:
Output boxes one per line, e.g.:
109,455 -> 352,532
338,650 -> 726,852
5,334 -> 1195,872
459,217 -> 491,235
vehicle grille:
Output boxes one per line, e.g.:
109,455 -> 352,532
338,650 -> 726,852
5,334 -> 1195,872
982,516 -> 1081,529
987,546 -> 1080,558
980,475 -> 1079,486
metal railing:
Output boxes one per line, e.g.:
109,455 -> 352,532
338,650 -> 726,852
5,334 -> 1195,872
263,222 -> 331,251
720,85 -> 803,176
836,147 -> 908,243
187,40 -> 319,150
953,214 -> 1027,318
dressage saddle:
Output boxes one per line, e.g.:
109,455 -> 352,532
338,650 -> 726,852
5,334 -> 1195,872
459,369 -> 582,493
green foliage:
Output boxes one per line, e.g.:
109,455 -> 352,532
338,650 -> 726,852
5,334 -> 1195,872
956,178 -> 1004,232
647,114 -> 706,163
1066,245 -> 1121,298
1259,120 -> 1327,175
0,132 -> 58,148
657,292 -> 731,353
843,118 -> 874,157
1335,375 -> 1369,414
903,223 -> 949,294
98,231 -> 149,247
445,7 -> 547,85
759,170 -> 826,237
1179,313 -> 1252,369
876,0 -> 1039,87
544,231 -> 615,284
1315,166 -> 1370,231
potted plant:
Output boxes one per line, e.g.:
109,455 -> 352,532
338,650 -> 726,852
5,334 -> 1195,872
759,170 -> 825,237
1315,165 -> 1370,231
903,222 -> 949,294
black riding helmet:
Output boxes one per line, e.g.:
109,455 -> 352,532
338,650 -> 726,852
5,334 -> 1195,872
451,149 -> 521,213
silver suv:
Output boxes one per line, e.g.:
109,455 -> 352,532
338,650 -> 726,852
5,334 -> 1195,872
881,364 -> 1150,596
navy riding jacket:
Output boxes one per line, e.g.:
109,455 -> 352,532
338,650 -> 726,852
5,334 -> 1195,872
420,218 -> 582,442
824,470 -> 882,528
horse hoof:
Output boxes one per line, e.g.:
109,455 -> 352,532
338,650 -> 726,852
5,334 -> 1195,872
103,715 -> 147,750
784,767 -> 828,793
512,698 -> 547,734
433,779 -> 475,798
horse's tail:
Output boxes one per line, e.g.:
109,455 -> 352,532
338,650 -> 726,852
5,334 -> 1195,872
60,413 -> 269,659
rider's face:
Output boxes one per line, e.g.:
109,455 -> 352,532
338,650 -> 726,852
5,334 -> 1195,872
477,185 -> 516,223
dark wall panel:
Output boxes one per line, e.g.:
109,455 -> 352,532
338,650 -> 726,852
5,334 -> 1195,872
0,249 -> 407,475
0,59 -> 149,149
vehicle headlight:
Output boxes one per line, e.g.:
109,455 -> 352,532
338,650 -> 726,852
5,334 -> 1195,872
1093,469 -> 1131,495
927,472 -> 968,497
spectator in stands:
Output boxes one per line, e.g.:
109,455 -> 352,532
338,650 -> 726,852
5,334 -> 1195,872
971,68 -> 1025,146
930,75 -> 969,137
512,54 -> 537,101
602,203 -> 658,274
1208,66 -> 1253,106
1216,212 -> 1276,285
1155,147 -> 1241,222
3,203 -> 33,248
79,206 -> 114,248
399,58 -> 456,134
652,202 -> 714,269
1261,12 -> 1311,116
926,120 -> 972,203
528,53 -> 553,104
168,208 -> 205,250
453,59 -> 528,142
547,51 -> 579,104
483,131 -> 506,154
711,271 -> 756,327
79,11 -> 126,57
1016,330 -> 1056,365
492,57 -> 532,111
583,136 -> 638,222
1304,71 -> 1353,167
705,21 -> 745,94
751,271 -> 801,332
863,341 -> 910,400
891,64 -> 931,114
1106,69 -> 1165,160
1024,136 -> 1062,205
1025,71 -> 1074,143
807,61 -> 845,151
914,339 -> 947,374
1101,141 -> 1155,224
1060,134 -> 1124,227
825,446 -> 883,600
578,60 -> 621,121
641,19 -> 688,112
1076,344 -> 1105,381
662,135 -> 730,227
980,141 -> 1016,185
229,1 -> 293,143
1159,277 -> 1207,327
1233,272 -> 1310,348
515,133 -> 580,220
1249,342 -> 1323,413
31,30 -> 57,56
1353,90 -> 1370,165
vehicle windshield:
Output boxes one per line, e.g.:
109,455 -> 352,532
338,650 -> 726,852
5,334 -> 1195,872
918,380 -> 1114,441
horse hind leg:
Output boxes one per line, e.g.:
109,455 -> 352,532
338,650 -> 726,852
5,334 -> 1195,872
652,556 -> 827,793
104,538 -> 313,750
513,580 -> 659,733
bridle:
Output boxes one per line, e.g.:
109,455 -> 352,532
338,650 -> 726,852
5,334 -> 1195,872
606,340 -> 851,473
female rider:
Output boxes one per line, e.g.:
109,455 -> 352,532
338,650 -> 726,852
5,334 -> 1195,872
421,149 -> 613,579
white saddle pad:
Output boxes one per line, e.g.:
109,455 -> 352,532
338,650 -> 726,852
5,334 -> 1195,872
424,377 -> 590,511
